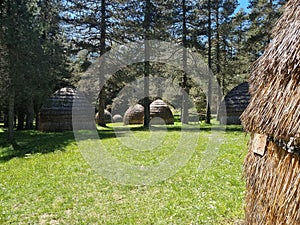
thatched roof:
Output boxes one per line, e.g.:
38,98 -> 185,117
39,87 -> 94,132
123,100 -> 174,125
123,104 -> 144,125
150,99 -> 174,125
219,82 -> 250,125
241,0 -> 300,143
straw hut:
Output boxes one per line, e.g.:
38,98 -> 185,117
219,82 -> 250,125
95,110 -> 112,124
150,99 -> 174,125
123,104 -> 144,125
240,1 -> 300,224
112,114 -> 123,123
39,87 -> 94,132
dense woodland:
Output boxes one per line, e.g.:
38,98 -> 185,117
0,0 -> 287,141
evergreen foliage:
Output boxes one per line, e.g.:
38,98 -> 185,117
0,0 -> 287,138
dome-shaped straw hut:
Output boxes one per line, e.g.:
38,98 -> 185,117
112,114 -> 123,123
150,99 -> 174,125
218,82 -> 250,125
39,87 -> 94,132
95,110 -> 112,124
123,104 -> 144,125
240,1 -> 300,224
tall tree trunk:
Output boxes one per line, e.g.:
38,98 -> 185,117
8,88 -> 15,142
215,1 -> 222,120
97,88 -> 106,126
17,108 -> 25,130
97,0 -> 107,127
4,113 -> 8,128
143,0 -> 151,128
35,113 -> 39,130
25,96 -> 34,130
143,61 -> 150,128
181,0 -> 189,124
206,0 -> 212,124
34,99 -> 40,130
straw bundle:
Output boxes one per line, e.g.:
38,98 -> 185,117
241,1 -> 300,224
39,87 -> 94,132
150,99 -> 174,125
219,82 -> 250,125
123,104 -> 144,125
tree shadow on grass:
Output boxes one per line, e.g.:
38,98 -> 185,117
103,123 -> 229,133
0,124 -> 245,162
0,128 -> 120,162
0,130 -> 76,162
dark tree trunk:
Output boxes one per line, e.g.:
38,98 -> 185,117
34,100 -> 40,130
25,97 -> 34,130
181,0 -> 189,124
143,0 -> 151,128
206,0 -> 212,124
143,61 -> 150,128
4,112 -> 8,128
216,1 -> 222,120
97,88 -> 106,126
8,88 -> 15,142
17,109 -> 25,130
97,0 -> 107,127
35,113 -> 39,130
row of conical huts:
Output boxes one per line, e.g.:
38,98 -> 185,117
38,87 -> 175,132
19,0 -> 300,223
123,99 -> 174,125
38,82 -> 251,132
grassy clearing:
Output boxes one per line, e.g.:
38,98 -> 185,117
0,123 -> 248,224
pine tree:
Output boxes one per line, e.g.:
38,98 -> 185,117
195,0 -> 238,122
112,0 -> 173,127
62,0 -> 120,127
246,0 -> 286,61
0,0 -> 69,139
0,0 -> 37,138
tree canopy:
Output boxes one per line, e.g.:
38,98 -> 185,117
0,0 -> 287,140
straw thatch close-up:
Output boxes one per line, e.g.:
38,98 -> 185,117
95,110 -> 112,124
240,0 -> 300,143
244,138 -> 300,224
219,82 -> 250,125
241,0 -> 300,224
150,99 -> 174,125
123,104 -> 144,125
39,87 -> 94,132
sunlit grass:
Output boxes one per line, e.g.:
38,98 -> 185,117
0,123 -> 248,224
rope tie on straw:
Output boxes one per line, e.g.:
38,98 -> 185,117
267,136 -> 300,155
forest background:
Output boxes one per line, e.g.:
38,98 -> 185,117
0,0 -> 287,140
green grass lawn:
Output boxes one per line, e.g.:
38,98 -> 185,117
0,123 -> 248,224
